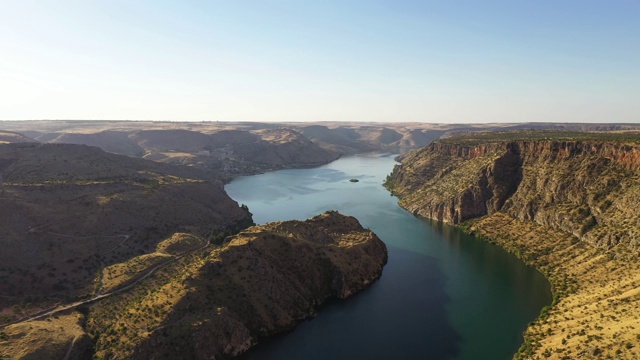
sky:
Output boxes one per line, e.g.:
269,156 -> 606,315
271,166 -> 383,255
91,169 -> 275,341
0,1 -> 638,123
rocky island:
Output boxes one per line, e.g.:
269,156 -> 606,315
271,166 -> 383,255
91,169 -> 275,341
385,130 -> 640,359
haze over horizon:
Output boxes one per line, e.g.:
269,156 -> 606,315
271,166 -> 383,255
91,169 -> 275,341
1,1 -> 638,123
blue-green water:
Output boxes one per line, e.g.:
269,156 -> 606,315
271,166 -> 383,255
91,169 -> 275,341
226,153 -> 551,360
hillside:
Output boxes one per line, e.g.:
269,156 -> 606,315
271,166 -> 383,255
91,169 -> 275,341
0,143 -> 253,324
0,131 -> 37,144
15,127 -> 338,179
0,211 -> 387,360
385,130 -> 640,359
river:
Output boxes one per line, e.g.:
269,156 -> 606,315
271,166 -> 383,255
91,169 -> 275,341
225,153 -> 551,360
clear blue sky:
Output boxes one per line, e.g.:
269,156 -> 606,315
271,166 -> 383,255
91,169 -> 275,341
1,0 -> 638,123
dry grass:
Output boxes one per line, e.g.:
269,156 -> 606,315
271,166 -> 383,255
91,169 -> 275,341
155,233 -> 207,255
0,312 -> 87,360
84,212 -> 386,359
100,253 -> 171,294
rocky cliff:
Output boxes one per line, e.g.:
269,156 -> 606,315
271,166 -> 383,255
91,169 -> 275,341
386,131 -> 640,359
0,143 -> 386,360
86,211 -> 387,360
387,131 -> 640,252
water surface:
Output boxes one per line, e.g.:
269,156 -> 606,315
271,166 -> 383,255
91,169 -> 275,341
226,153 -> 551,360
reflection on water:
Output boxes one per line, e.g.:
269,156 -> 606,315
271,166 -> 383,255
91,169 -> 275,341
243,247 -> 460,360
226,153 -> 551,360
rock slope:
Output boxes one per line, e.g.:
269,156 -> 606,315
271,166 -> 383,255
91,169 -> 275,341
86,211 -> 387,359
0,211 -> 387,360
388,131 -> 640,250
386,130 -> 640,359
0,143 -> 253,318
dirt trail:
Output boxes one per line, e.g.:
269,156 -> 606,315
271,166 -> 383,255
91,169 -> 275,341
1,243 -> 210,328
62,335 -> 78,360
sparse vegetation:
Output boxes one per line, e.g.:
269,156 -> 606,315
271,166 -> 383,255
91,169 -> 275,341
388,130 -> 640,359
84,211 -> 386,359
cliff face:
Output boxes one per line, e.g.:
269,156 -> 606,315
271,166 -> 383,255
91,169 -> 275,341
86,211 -> 387,360
388,138 -> 640,251
386,133 -> 640,359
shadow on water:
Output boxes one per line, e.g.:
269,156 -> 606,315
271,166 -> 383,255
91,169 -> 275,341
242,246 -> 461,360
425,219 -> 552,360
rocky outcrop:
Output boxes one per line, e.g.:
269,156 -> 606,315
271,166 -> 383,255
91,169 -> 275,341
387,135 -> 640,251
87,211 -> 388,360
388,141 -> 522,223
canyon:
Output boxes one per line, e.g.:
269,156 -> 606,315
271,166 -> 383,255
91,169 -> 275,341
3,123 -> 640,359
3,121 -> 639,181
0,139 -> 387,360
386,130 -> 640,359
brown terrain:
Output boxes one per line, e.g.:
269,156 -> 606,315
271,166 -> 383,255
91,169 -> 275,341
0,142 -> 252,314
3,121 -> 640,181
385,130 -> 640,359
1,211 -> 387,360
0,131 -> 37,144
0,135 -> 387,360
3,121 -> 640,359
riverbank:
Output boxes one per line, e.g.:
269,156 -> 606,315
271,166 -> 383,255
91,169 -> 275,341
465,213 -> 640,359
384,131 -> 640,359
228,153 -> 550,360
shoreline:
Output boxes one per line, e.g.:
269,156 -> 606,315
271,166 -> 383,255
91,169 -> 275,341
461,212 -> 639,359
401,209 -> 555,359
402,205 -> 638,359
382,134 -> 640,358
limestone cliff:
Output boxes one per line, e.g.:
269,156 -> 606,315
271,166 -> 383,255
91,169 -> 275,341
386,130 -> 640,359
387,132 -> 640,251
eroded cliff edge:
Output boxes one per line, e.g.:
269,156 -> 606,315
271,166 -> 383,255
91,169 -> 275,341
386,131 -> 640,359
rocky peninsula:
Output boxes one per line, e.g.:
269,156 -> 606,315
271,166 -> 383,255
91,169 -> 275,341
0,204 -> 387,360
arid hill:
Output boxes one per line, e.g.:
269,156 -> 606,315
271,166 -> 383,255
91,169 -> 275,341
142,128 -> 340,178
385,130 -> 640,359
0,143 -> 253,320
0,211 -> 387,360
18,127 -> 338,179
6,121 -> 640,174
0,131 -> 37,144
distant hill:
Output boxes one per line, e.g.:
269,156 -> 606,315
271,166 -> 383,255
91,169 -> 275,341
5,121 -> 638,163
0,131 -> 37,144
5,124 -> 341,179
